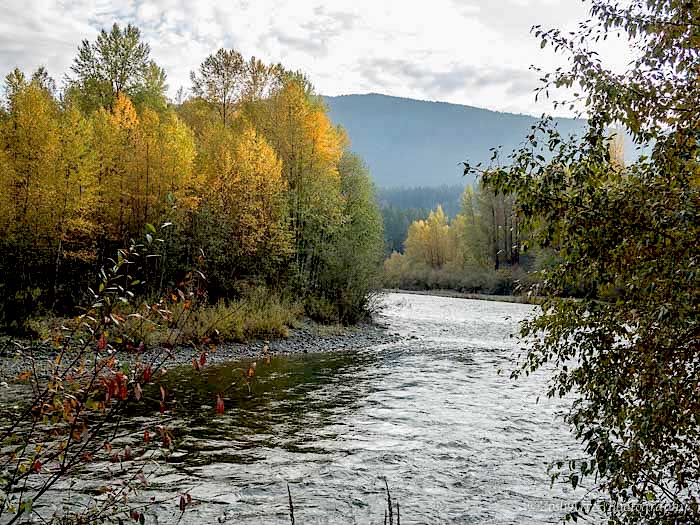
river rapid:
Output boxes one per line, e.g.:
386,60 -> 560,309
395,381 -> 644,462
28,292 -> 585,524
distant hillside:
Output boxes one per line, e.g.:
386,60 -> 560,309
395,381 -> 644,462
378,185 -> 464,218
324,93 -> 586,188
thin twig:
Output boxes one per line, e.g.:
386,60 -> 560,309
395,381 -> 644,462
384,478 -> 393,525
287,484 -> 295,525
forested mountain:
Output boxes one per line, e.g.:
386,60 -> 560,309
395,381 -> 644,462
324,93 -> 587,188
377,185 -> 463,217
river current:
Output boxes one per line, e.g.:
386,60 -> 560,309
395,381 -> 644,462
41,292 -> 585,524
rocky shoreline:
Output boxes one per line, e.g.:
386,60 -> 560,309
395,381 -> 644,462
152,319 -> 402,368
384,288 -> 541,304
0,319 -> 403,386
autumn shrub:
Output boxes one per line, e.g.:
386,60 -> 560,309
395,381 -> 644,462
0,240 -> 208,524
304,295 -> 340,324
241,286 -> 303,338
165,287 -> 302,343
382,254 -> 527,296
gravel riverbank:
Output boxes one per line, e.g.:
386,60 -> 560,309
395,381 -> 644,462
160,319 -> 402,367
383,288 -> 541,304
0,320 -> 403,386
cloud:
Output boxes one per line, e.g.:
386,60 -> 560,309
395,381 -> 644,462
0,0 -> 628,116
357,58 -> 539,105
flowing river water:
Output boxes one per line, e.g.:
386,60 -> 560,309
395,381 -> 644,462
28,292 -> 585,524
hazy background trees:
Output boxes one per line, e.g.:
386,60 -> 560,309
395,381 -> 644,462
383,182 -> 530,294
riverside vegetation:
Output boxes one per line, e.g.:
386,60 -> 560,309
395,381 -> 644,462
0,25 -> 384,338
382,184 -> 532,295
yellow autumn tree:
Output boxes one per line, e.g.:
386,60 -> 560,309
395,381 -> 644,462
246,79 -> 346,284
90,93 -> 139,241
203,124 -> 291,260
91,93 -> 198,243
134,107 -> 199,223
0,82 -> 60,245
154,113 -> 200,211
53,104 -> 99,263
0,75 -> 102,315
405,206 -> 453,268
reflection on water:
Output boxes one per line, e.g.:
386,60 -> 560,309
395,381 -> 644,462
58,293 -> 585,524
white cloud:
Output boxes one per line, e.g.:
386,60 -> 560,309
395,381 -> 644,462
0,0 -> 631,116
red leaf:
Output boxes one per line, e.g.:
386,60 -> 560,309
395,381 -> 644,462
131,510 -> 140,521
143,366 -> 152,383
97,333 -> 107,351
159,401 -> 166,414
144,430 -> 150,444
200,352 -> 207,366
191,358 -> 200,371
32,460 -> 42,473
216,394 -> 225,415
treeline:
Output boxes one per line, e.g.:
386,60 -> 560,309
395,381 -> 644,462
0,24 -> 384,333
377,185 -> 463,215
384,183 -> 541,294
379,184 -> 463,253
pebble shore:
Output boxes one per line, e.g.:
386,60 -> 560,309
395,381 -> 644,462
0,320 -> 403,386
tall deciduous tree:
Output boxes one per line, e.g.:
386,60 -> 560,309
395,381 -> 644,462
316,152 -> 384,322
247,78 -> 346,287
190,49 -> 245,126
70,23 -> 161,112
196,122 -> 291,290
404,206 -> 452,269
243,56 -> 282,101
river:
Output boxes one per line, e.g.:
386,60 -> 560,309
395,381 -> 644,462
36,292 -> 584,524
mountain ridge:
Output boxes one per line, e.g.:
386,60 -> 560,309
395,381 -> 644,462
323,93 -> 585,188
327,92 -> 545,119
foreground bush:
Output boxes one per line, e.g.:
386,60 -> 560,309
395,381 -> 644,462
466,1 -> 700,522
0,242 -> 213,523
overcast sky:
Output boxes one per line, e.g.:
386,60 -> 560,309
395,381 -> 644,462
0,0 -> 631,116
